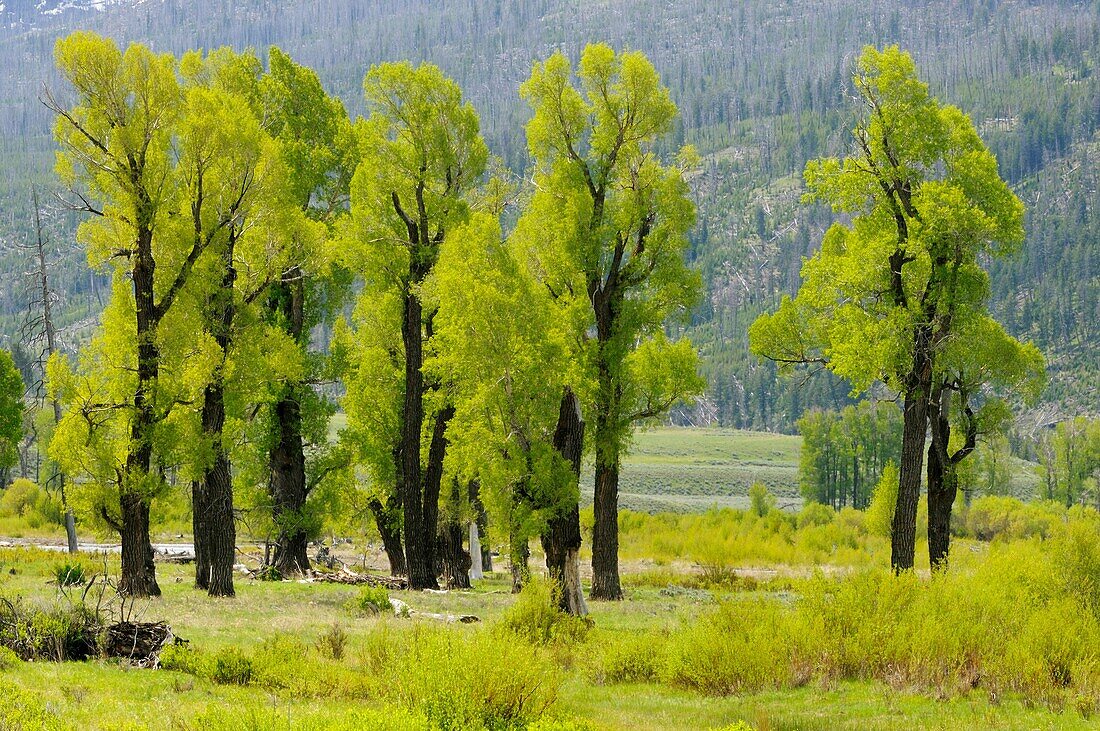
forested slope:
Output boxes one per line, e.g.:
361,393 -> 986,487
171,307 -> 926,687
0,0 -> 1096,429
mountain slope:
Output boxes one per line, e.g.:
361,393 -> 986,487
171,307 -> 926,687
0,0 -> 1096,429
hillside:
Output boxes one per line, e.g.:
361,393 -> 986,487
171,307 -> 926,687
0,0 -> 1096,430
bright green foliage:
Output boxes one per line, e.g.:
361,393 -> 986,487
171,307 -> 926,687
0,349 -> 24,482
171,48 -> 312,477
429,212 -> 576,550
338,59 -> 489,470
517,44 -> 703,449
1039,418 -> 1100,507
747,482 -> 774,518
517,43 -> 704,596
0,478 -> 62,529
797,402 -> 901,509
498,578 -> 592,646
866,461 -> 899,539
338,60 -> 489,581
262,47 -> 357,217
751,45 -> 1024,393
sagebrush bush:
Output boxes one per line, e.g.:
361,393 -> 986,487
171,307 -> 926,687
160,643 -> 210,677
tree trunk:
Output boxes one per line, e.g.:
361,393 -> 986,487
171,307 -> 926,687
369,496 -> 406,576
118,485 -> 159,597
469,522 -> 483,580
891,390 -> 928,573
119,228 -> 160,598
439,521 -> 471,589
192,481 -> 210,589
63,506 -> 77,554
269,389 -> 310,576
927,448 -> 956,571
267,272 -> 311,577
470,480 -> 492,572
438,478 -> 470,589
199,382 -> 235,597
590,455 -> 622,600
398,288 -> 440,590
927,382 -> 976,571
542,388 -> 588,615
510,521 -> 530,594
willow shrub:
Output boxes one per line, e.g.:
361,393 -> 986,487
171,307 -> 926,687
163,623 -> 559,730
592,520 -> 1100,711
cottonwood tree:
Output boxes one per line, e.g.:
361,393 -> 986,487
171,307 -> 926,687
750,46 -> 1024,572
517,44 -> 703,600
254,47 -> 356,577
340,61 -> 488,590
430,211 -> 588,609
47,32 -> 185,596
173,49 -> 311,596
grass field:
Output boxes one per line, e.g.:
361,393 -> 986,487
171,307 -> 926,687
330,414 -> 804,514
2,543 -> 1098,731
582,427 -> 802,513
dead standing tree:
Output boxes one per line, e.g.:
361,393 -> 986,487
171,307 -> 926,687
18,188 -> 78,553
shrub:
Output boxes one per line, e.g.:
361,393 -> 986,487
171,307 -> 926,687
583,631 -> 662,685
53,562 -> 87,587
0,478 -> 63,529
316,624 -> 348,660
498,579 -> 590,646
160,643 -> 210,676
381,626 -> 559,729
348,585 -> 391,616
796,501 -> 834,529
0,679 -> 63,731
212,646 -> 253,685
0,646 -> 20,671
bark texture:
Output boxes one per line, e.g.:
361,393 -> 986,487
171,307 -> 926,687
119,222 -> 161,598
542,388 -> 588,615
369,496 -> 407,576
267,271 -> 311,577
926,382 -> 976,570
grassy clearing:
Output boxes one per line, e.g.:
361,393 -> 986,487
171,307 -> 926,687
580,427 -> 802,513
4,497 -> 1100,730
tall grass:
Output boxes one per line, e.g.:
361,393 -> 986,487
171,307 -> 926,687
590,513 -> 1100,713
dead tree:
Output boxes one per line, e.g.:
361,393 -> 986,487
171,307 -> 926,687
18,189 -> 78,553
